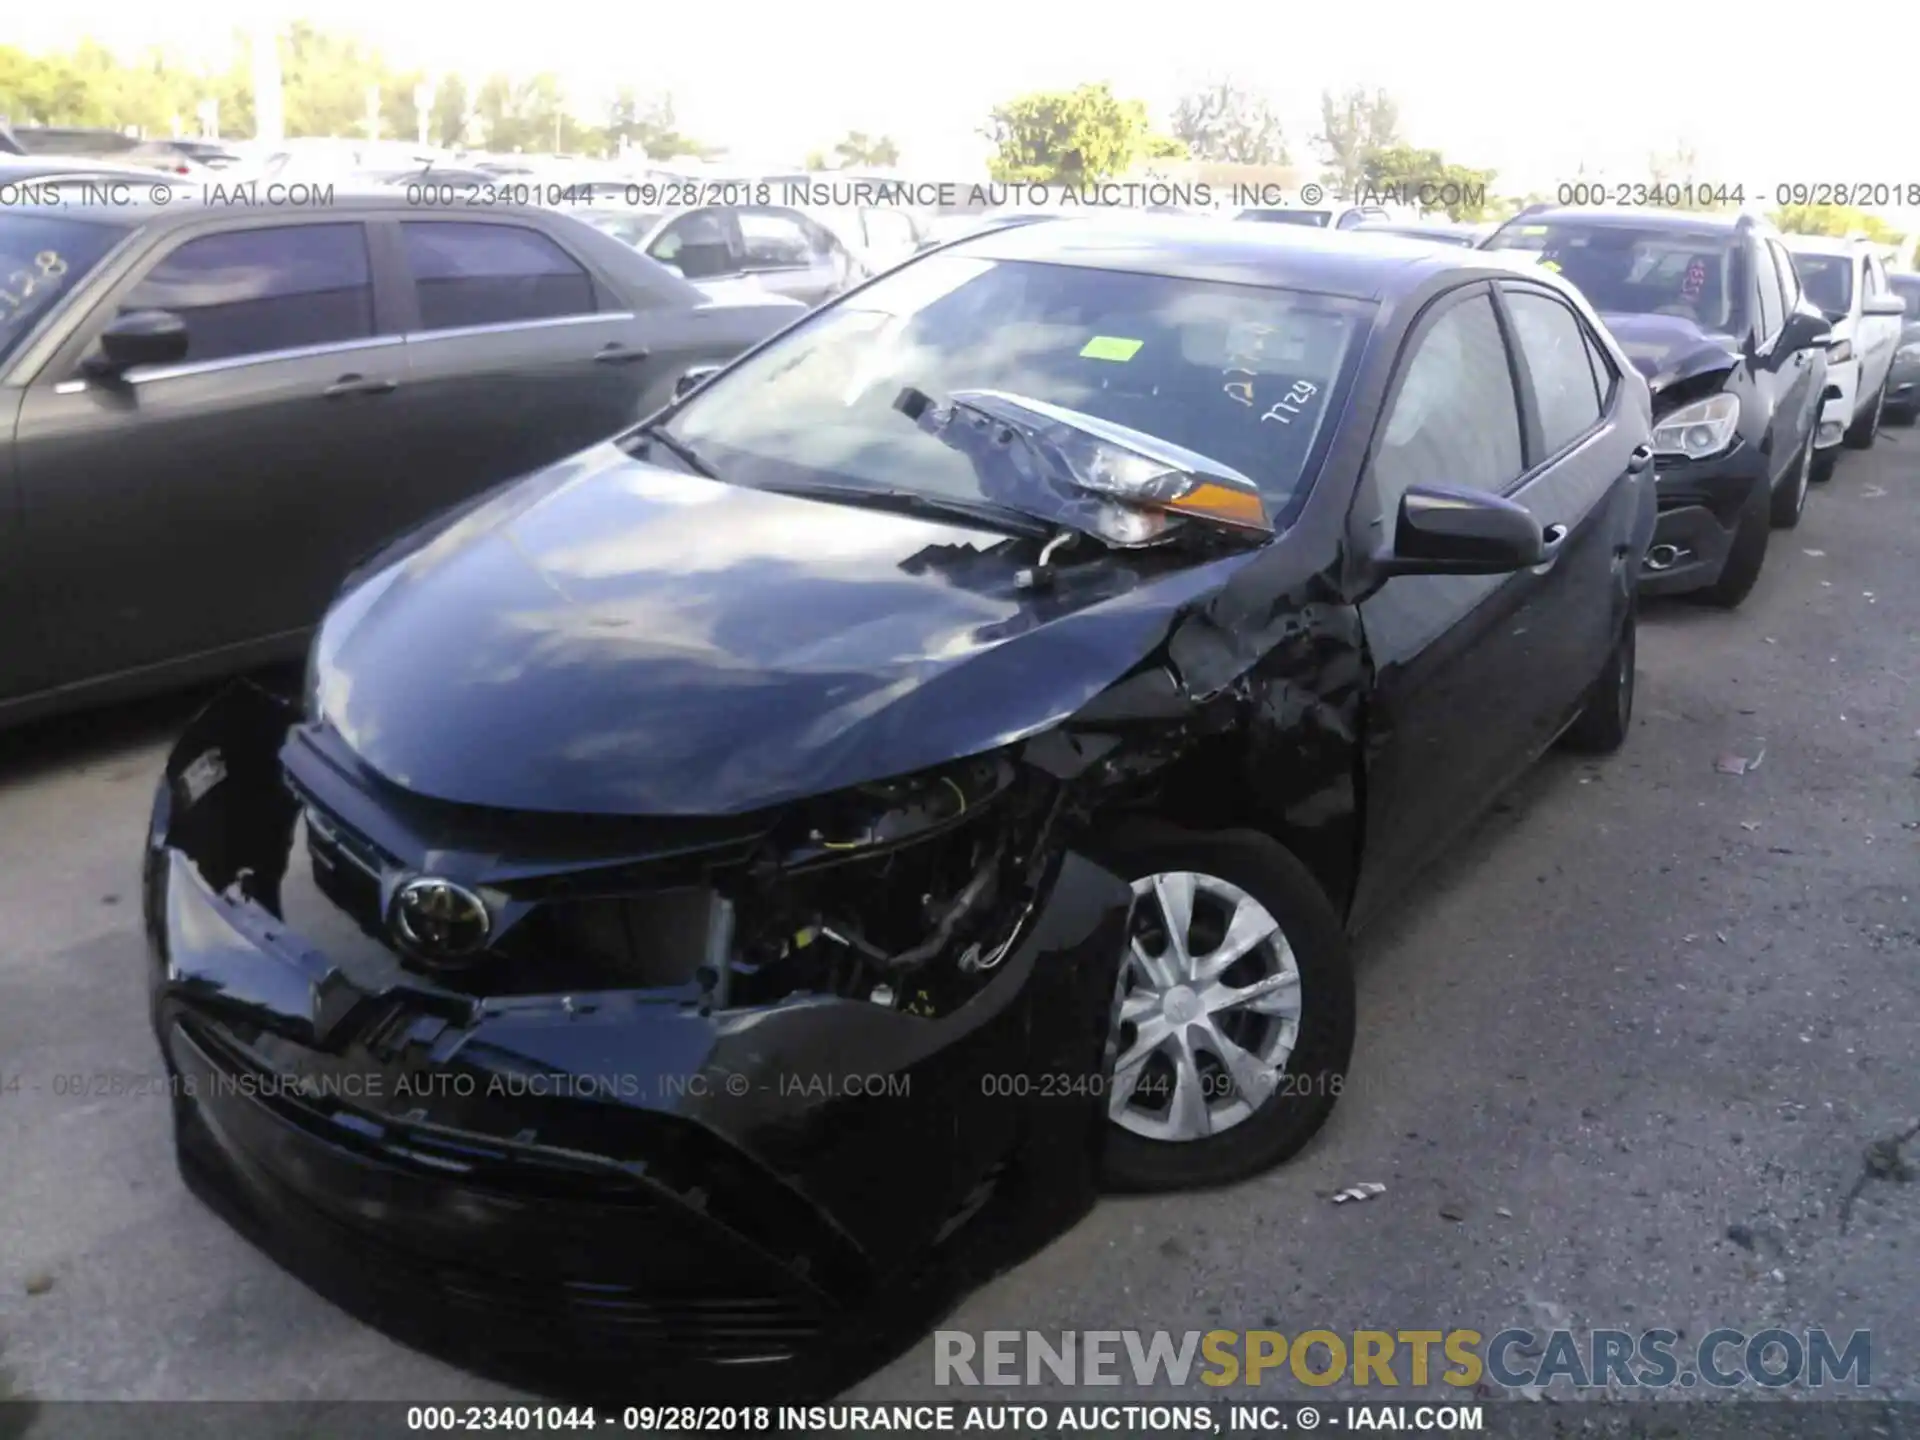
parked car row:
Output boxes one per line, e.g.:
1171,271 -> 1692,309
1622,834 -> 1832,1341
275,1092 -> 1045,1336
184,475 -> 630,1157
1479,206 -> 1902,607
131,211 -> 1672,1393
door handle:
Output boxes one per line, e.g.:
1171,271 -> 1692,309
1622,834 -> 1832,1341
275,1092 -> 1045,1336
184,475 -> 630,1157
594,343 -> 651,365
1541,523 -> 1569,549
1626,444 -> 1654,474
323,374 -> 397,397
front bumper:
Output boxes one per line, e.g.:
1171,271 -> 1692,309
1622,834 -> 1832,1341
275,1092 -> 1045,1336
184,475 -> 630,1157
1818,360 -> 1858,448
1637,441 -> 1765,598
144,685 -> 1132,1399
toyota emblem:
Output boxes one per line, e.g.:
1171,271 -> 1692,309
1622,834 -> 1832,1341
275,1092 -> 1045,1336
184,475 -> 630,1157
390,877 -> 492,963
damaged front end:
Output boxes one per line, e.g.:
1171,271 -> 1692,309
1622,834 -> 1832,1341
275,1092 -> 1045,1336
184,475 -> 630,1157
144,684 -> 1132,1399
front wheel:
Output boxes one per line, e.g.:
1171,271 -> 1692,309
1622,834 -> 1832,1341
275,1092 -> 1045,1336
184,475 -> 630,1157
1094,826 -> 1355,1192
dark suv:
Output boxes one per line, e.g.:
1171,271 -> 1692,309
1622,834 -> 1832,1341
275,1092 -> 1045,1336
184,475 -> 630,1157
1482,208 -> 1831,607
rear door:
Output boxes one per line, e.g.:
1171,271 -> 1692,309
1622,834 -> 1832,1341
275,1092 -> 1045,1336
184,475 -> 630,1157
1347,283 -> 1623,928
386,215 -> 658,528
11,217 -> 405,687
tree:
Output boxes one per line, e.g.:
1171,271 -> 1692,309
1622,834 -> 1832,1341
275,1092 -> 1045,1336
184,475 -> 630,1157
432,74 -> 469,149
1170,81 -> 1288,165
983,82 -> 1185,184
1359,143 -> 1496,221
1314,87 -> 1400,200
826,130 -> 900,168
1643,142 -> 1736,212
1774,205 -> 1905,246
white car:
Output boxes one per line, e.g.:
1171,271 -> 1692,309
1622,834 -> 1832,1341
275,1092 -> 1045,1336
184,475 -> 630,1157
1781,234 -> 1907,473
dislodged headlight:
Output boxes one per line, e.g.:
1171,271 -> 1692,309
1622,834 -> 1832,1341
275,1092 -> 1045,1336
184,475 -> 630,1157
947,388 -> 1273,545
1651,392 -> 1739,461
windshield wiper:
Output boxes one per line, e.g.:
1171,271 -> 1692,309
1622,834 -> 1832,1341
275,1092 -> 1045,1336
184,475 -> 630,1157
756,479 -> 1052,538
632,422 -> 717,479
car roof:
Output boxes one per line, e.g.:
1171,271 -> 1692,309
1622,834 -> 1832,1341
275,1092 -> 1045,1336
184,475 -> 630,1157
1507,206 -> 1747,235
0,187 -> 566,225
949,213 -> 1499,302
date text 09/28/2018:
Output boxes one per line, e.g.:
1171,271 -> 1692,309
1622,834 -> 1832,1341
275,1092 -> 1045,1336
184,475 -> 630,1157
1555,180 -> 1920,208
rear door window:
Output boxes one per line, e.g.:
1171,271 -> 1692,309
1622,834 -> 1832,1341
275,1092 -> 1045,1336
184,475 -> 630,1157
401,221 -> 597,331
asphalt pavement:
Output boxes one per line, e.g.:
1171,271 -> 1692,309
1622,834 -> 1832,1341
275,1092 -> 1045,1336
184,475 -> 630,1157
1,439 -> 1916,1409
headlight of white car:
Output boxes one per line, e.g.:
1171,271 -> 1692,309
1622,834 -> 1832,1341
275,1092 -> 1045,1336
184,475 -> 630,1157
1651,392 -> 1739,461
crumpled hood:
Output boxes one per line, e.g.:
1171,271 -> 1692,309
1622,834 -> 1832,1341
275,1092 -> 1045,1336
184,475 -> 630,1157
312,442 -> 1249,816
1602,312 -> 1739,390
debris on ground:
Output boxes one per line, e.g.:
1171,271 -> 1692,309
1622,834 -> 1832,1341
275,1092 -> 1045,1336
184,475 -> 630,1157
1715,747 -> 1765,775
1740,821 -> 1761,831
1331,1183 -> 1386,1204
1496,1207 -> 1514,1218
1839,1120 -> 1920,1234
1727,1223 -> 1755,1250
1803,549 -> 1826,557
23,1273 -> 53,1296
1439,1206 -> 1466,1222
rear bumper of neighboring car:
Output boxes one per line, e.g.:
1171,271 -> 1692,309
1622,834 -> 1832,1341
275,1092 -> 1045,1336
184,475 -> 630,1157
1638,441 -> 1765,597
1818,359 -> 1858,448
144,686 -> 1131,1399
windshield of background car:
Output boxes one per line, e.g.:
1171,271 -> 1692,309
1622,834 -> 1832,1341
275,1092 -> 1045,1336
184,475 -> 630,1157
0,213 -> 123,363
663,253 -> 1372,527
1792,253 -> 1855,317
1486,222 -> 1743,332
1890,273 -> 1920,319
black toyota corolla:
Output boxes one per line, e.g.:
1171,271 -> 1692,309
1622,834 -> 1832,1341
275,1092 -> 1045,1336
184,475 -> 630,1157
144,216 -> 1655,1396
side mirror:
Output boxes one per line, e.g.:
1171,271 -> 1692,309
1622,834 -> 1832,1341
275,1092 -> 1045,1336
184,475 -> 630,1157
85,309 -> 189,377
1782,309 -> 1833,351
674,364 -> 723,399
1372,485 -> 1545,581
1864,293 -> 1907,318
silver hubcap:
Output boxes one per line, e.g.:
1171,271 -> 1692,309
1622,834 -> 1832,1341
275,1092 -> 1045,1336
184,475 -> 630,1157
1108,871 -> 1302,1142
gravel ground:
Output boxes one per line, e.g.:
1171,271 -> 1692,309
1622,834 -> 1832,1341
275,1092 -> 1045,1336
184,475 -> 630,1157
1,439 -> 1915,1414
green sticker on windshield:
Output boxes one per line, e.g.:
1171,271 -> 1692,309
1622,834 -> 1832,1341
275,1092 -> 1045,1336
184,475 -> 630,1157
1518,224 -> 1548,235
1080,335 -> 1143,361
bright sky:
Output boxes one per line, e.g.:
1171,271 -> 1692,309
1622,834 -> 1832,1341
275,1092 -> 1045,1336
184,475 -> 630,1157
14,0 -> 1919,206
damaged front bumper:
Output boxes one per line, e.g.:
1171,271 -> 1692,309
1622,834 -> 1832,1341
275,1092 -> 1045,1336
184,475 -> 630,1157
143,685 -> 1132,1399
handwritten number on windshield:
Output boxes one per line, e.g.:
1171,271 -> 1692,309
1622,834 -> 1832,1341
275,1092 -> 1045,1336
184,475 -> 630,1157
0,251 -> 68,313
1261,380 -> 1318,426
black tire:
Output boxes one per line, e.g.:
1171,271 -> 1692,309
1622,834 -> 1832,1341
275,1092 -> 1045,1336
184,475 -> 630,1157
1810,448 -> 1837,484
1691,478 -> 1769,609
1843,381 -> 1884,449
1770,431 -> 1814,529
1091,825 -> 1355,1192
1560,610 -> 1635,755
